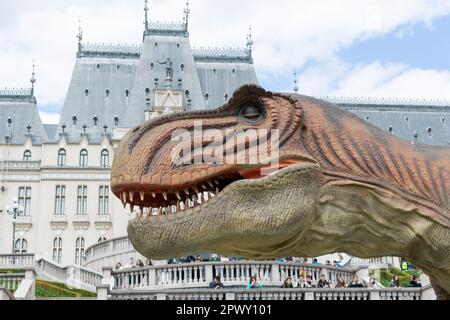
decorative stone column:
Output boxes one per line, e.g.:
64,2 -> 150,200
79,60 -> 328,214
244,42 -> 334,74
97,266 -> 113,300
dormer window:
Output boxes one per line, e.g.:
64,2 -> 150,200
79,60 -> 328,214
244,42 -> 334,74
72,115 -> 77,126
57,149 -> 66,167
7,117 -> 12,128
23,150 -> 32,161
93,116 -> 98,126
114,116 -> 119,127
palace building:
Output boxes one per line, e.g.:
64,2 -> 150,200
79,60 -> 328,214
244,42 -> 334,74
0,1 -> 448,269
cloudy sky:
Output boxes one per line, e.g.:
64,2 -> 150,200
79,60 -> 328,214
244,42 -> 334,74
1,0 -> 450,124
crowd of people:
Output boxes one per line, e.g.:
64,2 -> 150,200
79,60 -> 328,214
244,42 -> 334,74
208,273 -> 422,290
114,257 -> 151,271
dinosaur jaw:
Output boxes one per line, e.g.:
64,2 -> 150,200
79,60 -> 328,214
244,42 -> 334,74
126,161 -> 322,260
115,159 -> 311,219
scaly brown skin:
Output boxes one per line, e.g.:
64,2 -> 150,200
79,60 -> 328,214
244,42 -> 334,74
111,85 -> 450,297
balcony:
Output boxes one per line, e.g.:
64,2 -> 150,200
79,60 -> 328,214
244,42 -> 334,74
94,214 -> 112,230
0,160 -> 41,170
72,214 -> 90,229
50,214 -> 68,230
15,215 -> 32,230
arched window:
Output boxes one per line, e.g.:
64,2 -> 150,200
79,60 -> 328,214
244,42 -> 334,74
98,237 -> 107,243
57,149 -> 66,167
79,149 -> 88,167
100,149 -> 109,167
23,150 -> 32,161
14,238 -> 28,253
75,237 -> 85,265
53,237 -> 63,264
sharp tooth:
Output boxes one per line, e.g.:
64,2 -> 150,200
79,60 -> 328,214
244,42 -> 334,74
193,186 -> 199,194
129,191 -> 134,202
216,187 -> 219,194
139,206 -> 144,217
179,201 -> 185,211
151,192 -> 156,198
201,184 -> 207,190
140,192 -> 145,202
122,192 -> 128,203
175,191 -> 181,200
130,204 -> 135,213
209,192 -> 215,198
214,179 -> 219,185
184,189 -> 190,195
207,180 -> 214,188
158,207 -> 162,216
204,192 -> 209,201
197,193 -> 202,204
163,192 -> 168,201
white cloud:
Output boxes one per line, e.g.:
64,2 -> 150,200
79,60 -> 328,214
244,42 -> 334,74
299,59 -> 450,99
39,112 -> 60,125
1,0 -> 450,110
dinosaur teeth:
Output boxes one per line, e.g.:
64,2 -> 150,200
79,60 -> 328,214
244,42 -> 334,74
207,180 -> 214,188
180,201 -> 185,210
140,192 -> 145,202
214,179 -> 219,185
193,186 -> 199,194
129,191 -> 134,202
184,189 -> 189,195
130,203 -> 135,213
201,184 -> 207,190
151,192 -> 156,198
163,192 -> 168,201
175,191 -> 181,200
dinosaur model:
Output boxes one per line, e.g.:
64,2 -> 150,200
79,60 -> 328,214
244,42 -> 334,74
111,85 -> 450,298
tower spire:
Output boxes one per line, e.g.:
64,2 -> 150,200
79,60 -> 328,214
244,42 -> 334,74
30,60 -> 36,97
144,0 -> 149,30
246,25 -> 253,57
293,71 -> 299,93
183,0 -> 190,30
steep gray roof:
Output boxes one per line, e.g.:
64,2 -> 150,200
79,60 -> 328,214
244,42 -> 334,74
0,89 -> 48,145
332,101 -> 450,147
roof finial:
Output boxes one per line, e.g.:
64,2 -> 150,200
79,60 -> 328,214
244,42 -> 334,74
144,0 -> 149,30
77,18 -> 83,53
293,71 -> 299,93
30,60 -> 36,97
246,25 -> 253,56
183,0 -> 190,30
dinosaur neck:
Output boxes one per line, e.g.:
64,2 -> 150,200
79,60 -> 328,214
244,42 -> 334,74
296,98 -> 450,291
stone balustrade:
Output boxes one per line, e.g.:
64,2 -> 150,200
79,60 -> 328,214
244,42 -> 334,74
0,273 -> 25,292
84,236 -> 145,272
107,287 -> 425,301
0,254 -> 35,269
110,261 -> 356,290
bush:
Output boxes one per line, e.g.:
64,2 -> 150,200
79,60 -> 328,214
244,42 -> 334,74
379,267 -> 420,287
35,280 -> 96,298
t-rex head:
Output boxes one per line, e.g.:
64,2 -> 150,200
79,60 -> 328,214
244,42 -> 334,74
111,85 -> 323,259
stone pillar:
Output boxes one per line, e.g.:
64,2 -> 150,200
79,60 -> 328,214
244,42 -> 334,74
369,290 -> 380,300
304,291 -> 314,300
271,264 -> 280,283
148,268 -> 157,286
205,264 -> 213,283
156,293 -> 166,300
97,284 -> 110,300
225,292 -> 236,300
23,267 -> 35,300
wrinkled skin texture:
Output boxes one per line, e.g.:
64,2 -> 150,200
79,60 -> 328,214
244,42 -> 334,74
111,85 -> 450,297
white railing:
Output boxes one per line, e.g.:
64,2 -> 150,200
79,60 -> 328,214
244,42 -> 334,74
0,273 -> 25,292
349,256 -> 394,267
84,236 -> 140,272
0,254 -> 35,269
108,288 -> 425,301
110,261 -> 356,290
36,259 -> 68,283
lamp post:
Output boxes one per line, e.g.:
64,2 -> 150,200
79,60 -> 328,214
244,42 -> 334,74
3,197 -> 24,253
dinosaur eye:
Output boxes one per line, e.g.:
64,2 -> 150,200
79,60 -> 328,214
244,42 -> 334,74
239,104 -> 263,123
